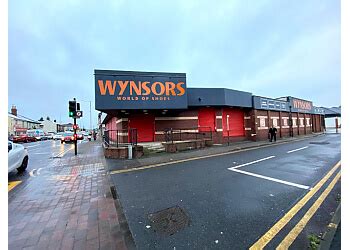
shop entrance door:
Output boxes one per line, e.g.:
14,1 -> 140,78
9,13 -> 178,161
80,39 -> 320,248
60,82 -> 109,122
198,108 -> 216,132
223,108 -> 244,136
129,114 -> 155,142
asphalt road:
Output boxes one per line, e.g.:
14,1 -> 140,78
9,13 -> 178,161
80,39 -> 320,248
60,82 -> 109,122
109,134 -> 341,249
8,139 -> 88,194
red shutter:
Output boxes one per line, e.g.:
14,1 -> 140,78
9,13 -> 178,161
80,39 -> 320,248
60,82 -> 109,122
129,114 -> 155,142
223,108 -> 244,136
198,108 -> 216,132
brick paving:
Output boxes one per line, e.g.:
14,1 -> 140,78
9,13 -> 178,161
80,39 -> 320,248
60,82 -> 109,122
8,142 -> 134,250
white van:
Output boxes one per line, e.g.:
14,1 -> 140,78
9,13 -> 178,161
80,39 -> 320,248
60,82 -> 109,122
26,129 -> 45,141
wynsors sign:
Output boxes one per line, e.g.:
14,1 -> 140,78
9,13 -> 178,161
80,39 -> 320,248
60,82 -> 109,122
289,97 -> 313,114
95,70 -> 188,110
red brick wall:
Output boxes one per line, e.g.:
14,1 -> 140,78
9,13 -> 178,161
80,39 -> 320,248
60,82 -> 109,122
154,109 -> 199,142
311,114 -> 324,132
105,108 -> 322,145
252,110 -> 315,141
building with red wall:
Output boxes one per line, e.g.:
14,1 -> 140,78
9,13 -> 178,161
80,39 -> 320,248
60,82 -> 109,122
95,70 -> 325,144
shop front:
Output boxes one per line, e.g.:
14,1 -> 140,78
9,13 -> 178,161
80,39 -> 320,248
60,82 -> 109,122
95,69 -> 325,145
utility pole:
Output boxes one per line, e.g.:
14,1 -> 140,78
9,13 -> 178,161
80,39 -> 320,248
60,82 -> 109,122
74,117 -> 77,155
69,98 -> 82,156
89,100 -> 92,131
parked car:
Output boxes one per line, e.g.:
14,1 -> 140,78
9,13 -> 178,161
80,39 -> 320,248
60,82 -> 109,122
77,132 -> 84,140
61,132 -> 75,144
12,134 -> 37,143
41,134 -> 48,140
53,132 -> 63,140
27,129 -> 45,141
46,133 -> 54,139
8,141 -> 29,173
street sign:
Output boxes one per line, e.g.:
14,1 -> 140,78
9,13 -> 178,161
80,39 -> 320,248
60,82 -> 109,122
75,111 -> 83,118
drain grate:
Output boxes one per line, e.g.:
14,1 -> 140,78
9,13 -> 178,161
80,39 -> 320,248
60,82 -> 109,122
309,141 -> 330,145
148,206 -> 190,236
110,186 -> 117,200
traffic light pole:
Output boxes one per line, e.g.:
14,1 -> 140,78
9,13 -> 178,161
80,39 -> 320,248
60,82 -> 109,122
74,117 -> 77,155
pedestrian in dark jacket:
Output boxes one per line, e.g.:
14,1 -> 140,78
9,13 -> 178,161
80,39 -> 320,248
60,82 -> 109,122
269,126 -> 277,142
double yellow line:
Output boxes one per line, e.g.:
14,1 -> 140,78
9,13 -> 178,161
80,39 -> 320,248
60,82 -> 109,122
8,181 -> 22,192
250,161 -> 341,249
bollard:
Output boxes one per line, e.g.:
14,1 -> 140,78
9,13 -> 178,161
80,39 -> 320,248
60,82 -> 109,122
128,145 -> 133,159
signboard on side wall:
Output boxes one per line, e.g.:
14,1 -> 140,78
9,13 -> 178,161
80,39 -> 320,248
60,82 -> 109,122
252,96 -> 288,111
289,97 -> 313,113
95,70 -> 188,110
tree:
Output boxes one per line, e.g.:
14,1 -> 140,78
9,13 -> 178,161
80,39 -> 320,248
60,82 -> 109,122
46,116 -> 50,121
39,117 -> 44,121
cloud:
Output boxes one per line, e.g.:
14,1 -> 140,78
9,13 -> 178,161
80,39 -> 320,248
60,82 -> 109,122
8,0 -> 340,124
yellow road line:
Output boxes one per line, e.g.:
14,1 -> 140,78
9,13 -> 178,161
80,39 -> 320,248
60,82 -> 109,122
249,161 -> 341,249
110,137 -> 315,175
276,172 -> 341,249
8,181 -> 22,192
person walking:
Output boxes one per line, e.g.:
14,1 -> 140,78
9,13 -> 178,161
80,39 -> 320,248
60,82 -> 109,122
269,126 -> 277,142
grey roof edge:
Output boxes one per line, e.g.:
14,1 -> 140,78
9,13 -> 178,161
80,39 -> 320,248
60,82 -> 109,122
189,87 -> 252,94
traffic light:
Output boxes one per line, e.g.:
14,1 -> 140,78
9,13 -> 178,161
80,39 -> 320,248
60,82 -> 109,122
69,100 -> 76,117
73,124 -> 78,130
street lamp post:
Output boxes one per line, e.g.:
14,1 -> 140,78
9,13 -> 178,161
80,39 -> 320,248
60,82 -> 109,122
81,100 -> 92,131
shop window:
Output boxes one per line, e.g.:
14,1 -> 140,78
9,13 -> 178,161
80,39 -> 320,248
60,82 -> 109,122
299,118 -> 304,126
260,117 -> 266,127
272,119 -> 278,127
306,118 -> 310,126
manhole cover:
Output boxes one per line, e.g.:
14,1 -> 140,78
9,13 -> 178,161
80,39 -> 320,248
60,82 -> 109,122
148,206 -> 190,236
309,141 -> 330,145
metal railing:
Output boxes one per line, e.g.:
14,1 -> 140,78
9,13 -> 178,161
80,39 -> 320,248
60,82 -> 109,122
224,130 -> 245,145
103,129 -> 137,147
163,127 -> 213,143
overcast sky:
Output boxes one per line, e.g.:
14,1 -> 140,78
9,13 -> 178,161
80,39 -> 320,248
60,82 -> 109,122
8,0 -> 340,127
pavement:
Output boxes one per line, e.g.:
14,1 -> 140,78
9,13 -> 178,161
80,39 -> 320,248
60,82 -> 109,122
8,139 -> 135,250
106,132 -> 341,249
106,132 -> 325,172
8,133 -> 341,250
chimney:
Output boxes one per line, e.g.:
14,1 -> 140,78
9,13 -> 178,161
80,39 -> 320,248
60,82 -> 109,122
11,105 -> 17,116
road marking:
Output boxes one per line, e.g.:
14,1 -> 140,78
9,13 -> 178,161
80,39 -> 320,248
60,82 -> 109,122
276,172 -> 341,249
37,168 -> 42,175
228,156 -> 275,170
287,146 -> 309,154
27,144 -> 40,148
110,152 -> 275,175
328,222 -> 337,229
52,147 -> 73,158
8,181 -> 22,192
110,135 -> 326,175
33,152 -> 49,155
29,169 -> 36,177
249,161 -> 341,250
229,168 -> 310,190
